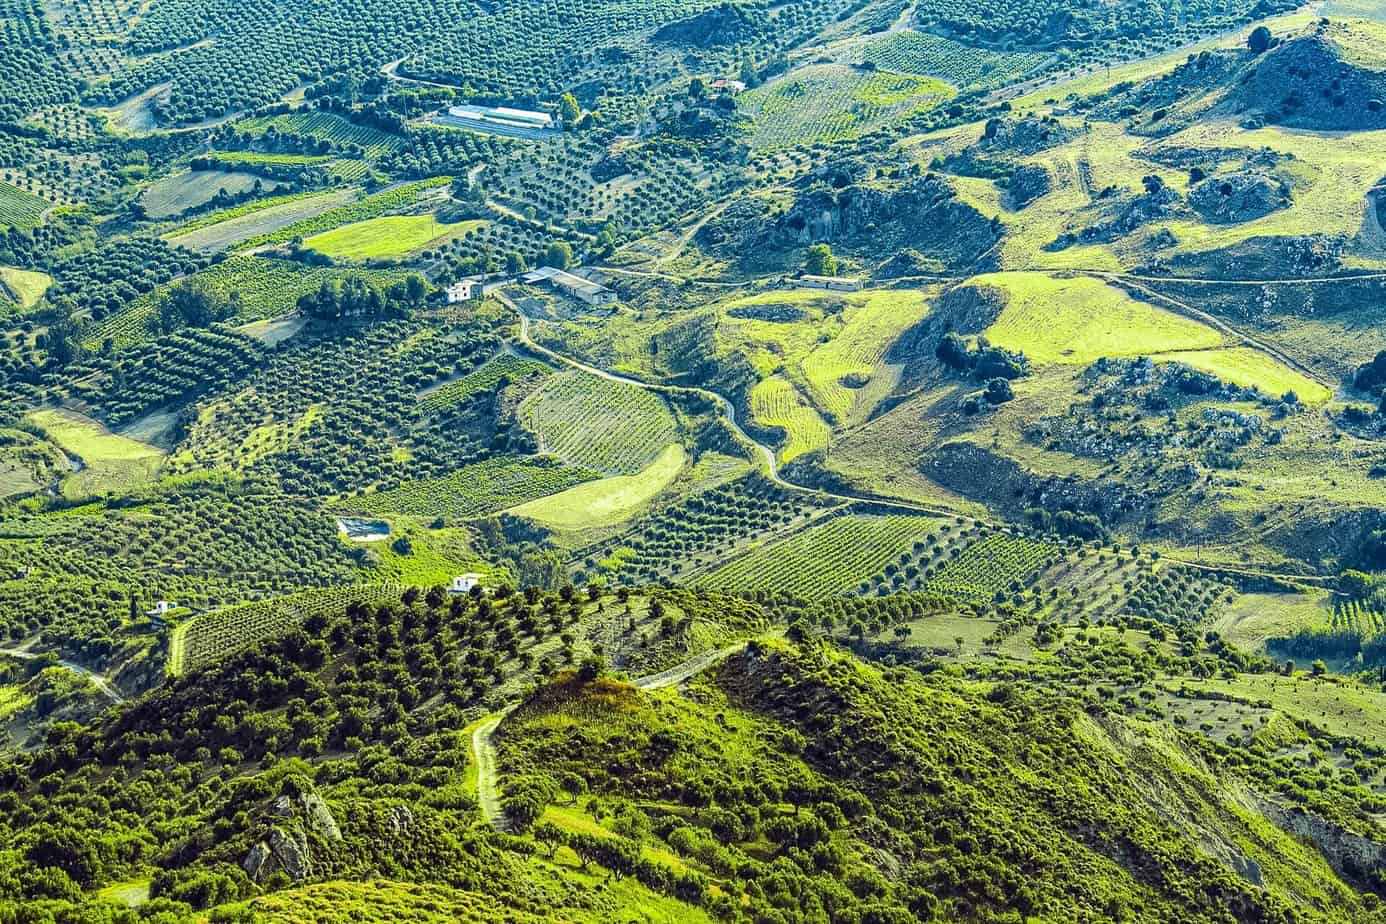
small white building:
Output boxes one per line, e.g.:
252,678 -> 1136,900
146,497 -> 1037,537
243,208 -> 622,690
447,279 -> 483,303
801,274 -> 864,292
710,78 -> 747,94
448,573 -> 484,595
146,600 -> 179,627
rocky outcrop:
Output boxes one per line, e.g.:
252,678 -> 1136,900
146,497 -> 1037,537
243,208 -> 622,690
925,441 -> 1149,526
1189,171 -> 1290,224
697,174 -> 1000,272
1228,23 -> 1386,131
241,779 -> 343,884
1258,798 -> 1386,889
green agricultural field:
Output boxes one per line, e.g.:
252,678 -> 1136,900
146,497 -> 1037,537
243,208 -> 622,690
25,409 -> 165,499
1213,590 -> 1334,654
694,513 -> 942,599
518,370 -> 679,474
0,266 -> 52,310
139,170 -> 286,219
237,178 -> 452,251
304,214 -> 486,261
740,64 -> 954,151
981,272 -> 1224,364
84,256 -> 411,350
924,532 -> 1059,603
165,188 -> 358,252
507,443 -> 686,530
859,32 -> 1053,90
0,180 -> 49,229
1171,673 -> 1386,743
171,583 -> 406,675
418,354 -> 551,413
233,111 -> 406,158
346,456 -> 600,520
722,287 -> 932,427
1157,348 -> 1332,403
0,427 -> 66,499
0,684 -> 33,722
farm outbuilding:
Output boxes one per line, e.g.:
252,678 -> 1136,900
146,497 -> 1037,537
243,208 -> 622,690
800,274 -> 864,292
521,266 -> 617,306
439,105 -> 558,139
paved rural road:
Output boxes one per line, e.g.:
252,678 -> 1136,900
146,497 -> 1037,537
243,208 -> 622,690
0,648 -> 125,704
471,641 -> 751,831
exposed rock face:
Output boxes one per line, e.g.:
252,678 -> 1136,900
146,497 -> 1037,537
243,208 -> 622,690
1258,799 -> 1386,889
242,841 -> 272,880
1189,171 -> 1290,224
268,827 -> 313,881
241,780 -> 343,883
385,804 -> 414,837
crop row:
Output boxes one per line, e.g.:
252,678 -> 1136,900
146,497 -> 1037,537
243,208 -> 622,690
175,582 -> 406,674
695,513 -> 943,600
518,370 -> 678,475
237,178 -> 450,250
418,353 -> 551,414
345,455 -> 599,520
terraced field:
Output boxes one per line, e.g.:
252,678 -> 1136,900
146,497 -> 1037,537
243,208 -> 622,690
749,376 -> 831,464
518,370 -> 679,474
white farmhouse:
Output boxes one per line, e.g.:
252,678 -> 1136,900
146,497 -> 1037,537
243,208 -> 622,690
448,573 -> 484,595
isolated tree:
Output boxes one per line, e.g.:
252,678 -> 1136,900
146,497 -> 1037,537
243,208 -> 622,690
804,242 -> 837,275
984,377 -> 1014,404
542,241 -> 573,269
559,92 -> 580,125
1248,25 -> 1272,54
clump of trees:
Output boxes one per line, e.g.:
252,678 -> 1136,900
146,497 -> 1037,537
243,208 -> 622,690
296,274 -> 426,319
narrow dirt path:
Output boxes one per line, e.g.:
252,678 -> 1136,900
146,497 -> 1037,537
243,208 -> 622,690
0,648 -> 125,704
